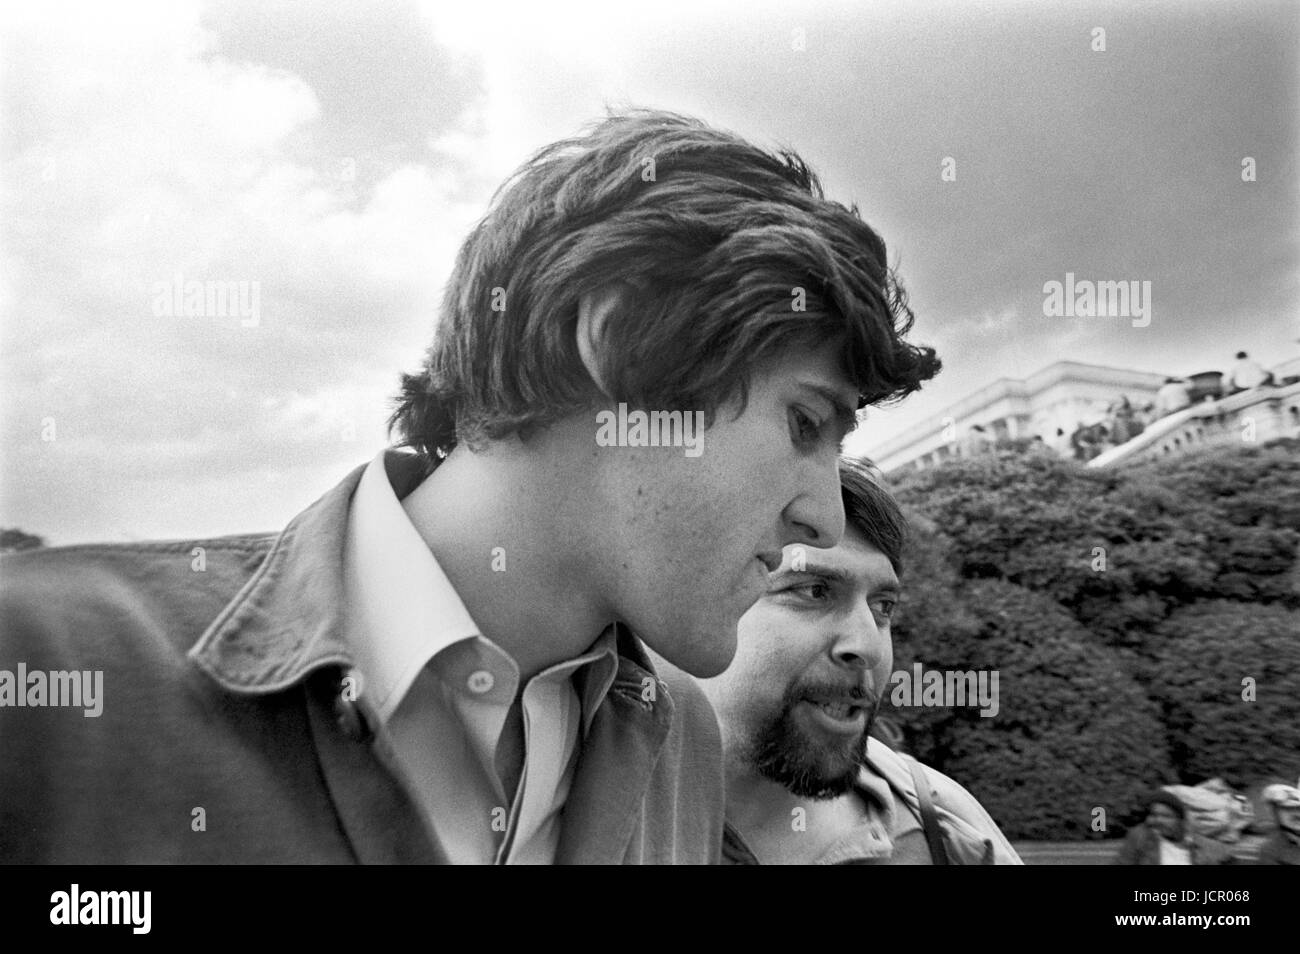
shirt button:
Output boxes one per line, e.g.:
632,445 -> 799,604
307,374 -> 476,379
467,670 -> 495,694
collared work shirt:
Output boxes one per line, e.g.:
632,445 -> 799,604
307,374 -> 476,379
343,453 -> 619,864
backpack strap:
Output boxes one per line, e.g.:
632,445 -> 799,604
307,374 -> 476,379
906,756 -> 951,866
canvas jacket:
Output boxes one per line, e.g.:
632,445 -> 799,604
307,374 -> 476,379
723,738 -> 1022,865
0,451 -> 724,864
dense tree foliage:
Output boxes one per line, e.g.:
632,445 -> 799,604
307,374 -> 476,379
883,439 -> 1300,839
1148,600 -> 1300,786
890,579 -> 1170,839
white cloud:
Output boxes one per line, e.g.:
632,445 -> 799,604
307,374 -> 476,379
0,2 -> 491,541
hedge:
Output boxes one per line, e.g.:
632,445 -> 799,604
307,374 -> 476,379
877,439 -> 1300,839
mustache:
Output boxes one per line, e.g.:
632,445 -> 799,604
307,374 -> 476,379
787,677 -> 878,709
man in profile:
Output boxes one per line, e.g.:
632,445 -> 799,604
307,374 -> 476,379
0,110 -> 939,863
695,460 -> 1018,864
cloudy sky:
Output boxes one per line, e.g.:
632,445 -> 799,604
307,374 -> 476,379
2,0 -> 1296,544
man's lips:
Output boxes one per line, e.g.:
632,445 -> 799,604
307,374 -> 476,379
806,699 -> 861,719
798,688 -> 874,727
742,552 -> 783,602
745,554 -> 780,597
801,700 -> 868,734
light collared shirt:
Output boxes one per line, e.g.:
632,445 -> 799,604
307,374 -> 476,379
342,452 -> 620,864
1158,837 -> 1193,865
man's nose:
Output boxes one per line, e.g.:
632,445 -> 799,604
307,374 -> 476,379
831,601 -> 886,670
780,458 -> 845,549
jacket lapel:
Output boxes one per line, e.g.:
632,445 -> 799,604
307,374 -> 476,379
555,631 -> 674,864
305,668 -> 447,864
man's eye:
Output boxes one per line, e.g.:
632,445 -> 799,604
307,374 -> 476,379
790,407 -> 821,445
873,598 -> 898,619
790,582 -> 831,601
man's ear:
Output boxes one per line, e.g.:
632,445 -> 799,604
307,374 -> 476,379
576,283 -> 634,398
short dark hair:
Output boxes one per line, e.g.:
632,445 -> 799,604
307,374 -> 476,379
390,109 -> 940,460
1147,790 -> 1186,818
839,457 -> 906,575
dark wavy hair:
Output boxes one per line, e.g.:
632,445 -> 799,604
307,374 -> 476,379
839,457 -> 907,575
390,109 -> 940,461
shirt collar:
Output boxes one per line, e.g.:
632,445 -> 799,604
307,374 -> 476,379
344,451 -> 480,720
536,626 -> 620,736
811,768 -> 896,864
721,765 -> 899,865
343,451 -> 619,730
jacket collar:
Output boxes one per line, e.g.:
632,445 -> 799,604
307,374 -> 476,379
188,451 -> 429,692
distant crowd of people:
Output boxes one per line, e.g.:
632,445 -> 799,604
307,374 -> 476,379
1115,777 -> 1300,865
1155,351 -> 1276,416
1066,396 -> 1147,462
1066,351 -> 1279,462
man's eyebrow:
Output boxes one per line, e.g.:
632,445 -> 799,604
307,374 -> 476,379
798,381 -> 861,440
777,562 -> 899,593
777,562 -> 853,583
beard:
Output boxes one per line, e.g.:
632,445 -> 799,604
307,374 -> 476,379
746,677 -> 878,799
